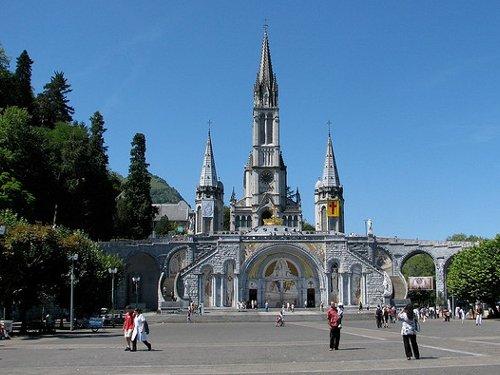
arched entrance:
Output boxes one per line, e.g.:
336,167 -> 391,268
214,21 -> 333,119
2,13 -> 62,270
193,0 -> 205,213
243,245 -> 324,308
161,249 -> 187,301
401,252 -> 436,306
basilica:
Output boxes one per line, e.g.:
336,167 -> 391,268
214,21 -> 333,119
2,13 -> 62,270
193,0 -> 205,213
102,30 -> 469,311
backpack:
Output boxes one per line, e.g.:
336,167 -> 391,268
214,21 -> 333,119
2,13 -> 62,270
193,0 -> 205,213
144,320 -> 150,334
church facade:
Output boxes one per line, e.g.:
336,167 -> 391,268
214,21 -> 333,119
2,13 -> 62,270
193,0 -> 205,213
102,30 -> 470,311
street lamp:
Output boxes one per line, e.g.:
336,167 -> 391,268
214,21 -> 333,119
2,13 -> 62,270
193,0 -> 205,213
68,253 -> 78,331
108,268 -> 118,312
132,276 -> 141,308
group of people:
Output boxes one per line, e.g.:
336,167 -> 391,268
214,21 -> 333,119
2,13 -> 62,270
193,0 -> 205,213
375,305 -> 397,328
329,302 -> 420,360
122,307 -> 152,352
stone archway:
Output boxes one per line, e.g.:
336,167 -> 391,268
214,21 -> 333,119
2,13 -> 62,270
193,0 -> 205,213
242,244 -> 324,308
125,252 -> 160,310
161,248 -> 188,301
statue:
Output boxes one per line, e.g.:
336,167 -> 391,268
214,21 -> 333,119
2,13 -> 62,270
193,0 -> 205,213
366,219 -> 373,236
382,273 -> 393,297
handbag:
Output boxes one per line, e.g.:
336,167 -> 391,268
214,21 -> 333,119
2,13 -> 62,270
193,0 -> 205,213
144,320 -> 150,334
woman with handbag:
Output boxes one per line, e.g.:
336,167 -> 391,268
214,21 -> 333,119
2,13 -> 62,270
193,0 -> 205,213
131,308 -> 152,351
398,304 -> 420,360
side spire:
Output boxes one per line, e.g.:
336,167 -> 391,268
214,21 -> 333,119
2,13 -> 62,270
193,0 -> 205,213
199,127 -> 218,187
321,129 -> 340,187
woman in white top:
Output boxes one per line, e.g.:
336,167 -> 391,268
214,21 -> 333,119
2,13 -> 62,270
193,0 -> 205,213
131,308 -> 152,351
398,304 -> 420,360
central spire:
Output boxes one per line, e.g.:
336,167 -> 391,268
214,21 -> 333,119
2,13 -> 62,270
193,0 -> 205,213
254,26 -> 278,108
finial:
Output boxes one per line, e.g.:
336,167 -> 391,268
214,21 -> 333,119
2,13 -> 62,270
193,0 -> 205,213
264,19 -> 269,34
326,120 -> 332,137
207,119 -> 212,135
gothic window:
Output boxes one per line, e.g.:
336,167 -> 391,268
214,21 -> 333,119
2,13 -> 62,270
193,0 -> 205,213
293,215 -> 298,227
247,215 -> 252,228
259,117 -> 265,144
266,115 -> 273,144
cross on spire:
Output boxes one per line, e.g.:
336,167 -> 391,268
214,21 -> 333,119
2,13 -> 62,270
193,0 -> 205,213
264,19 -> 269,34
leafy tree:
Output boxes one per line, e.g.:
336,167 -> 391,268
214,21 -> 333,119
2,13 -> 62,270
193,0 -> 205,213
0,107 -> 52,221
402,254 -> 436,307
46,122 -> 91,228
446,233 -> 485,242
154,215 -> 173,236
14,50 -> 35,112
0,172 -> 34,216
116,133 -> 155,239
0,211 -> 124,328
447,235 -> 500,315
36,71 -> 74,128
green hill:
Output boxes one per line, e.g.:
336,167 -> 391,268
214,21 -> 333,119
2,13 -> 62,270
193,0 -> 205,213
114,172 -> 184,204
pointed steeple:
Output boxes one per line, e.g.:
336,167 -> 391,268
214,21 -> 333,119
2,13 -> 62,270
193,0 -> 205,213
321,132 -> 340,187
199,129 -> 218,187
254,26 -> 278,108
258,27 -> 274,85
230,187 -> 236,203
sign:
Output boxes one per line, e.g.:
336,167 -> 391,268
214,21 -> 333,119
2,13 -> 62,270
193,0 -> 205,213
327,199 -> 340,217
408,276 -> 434,290
201,200 -> 214,218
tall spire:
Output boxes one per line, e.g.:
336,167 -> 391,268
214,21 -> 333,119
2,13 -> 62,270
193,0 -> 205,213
199,129 -> 218,187
321,131 -> 340,187
258,26 -> 274,84
254,25 -> 278,107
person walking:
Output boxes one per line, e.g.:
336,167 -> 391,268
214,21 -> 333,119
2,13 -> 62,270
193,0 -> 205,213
383,306 -> 389,328
398,304 -> 420,360
475,304 -> 483,326
187,305 -> 192,323
122,307 -> 134,351
131,308 -> 152,351
375,305 -> 383,328
327,302 -> 341,351
460,307 -> 466,325
265,300 -> 269,312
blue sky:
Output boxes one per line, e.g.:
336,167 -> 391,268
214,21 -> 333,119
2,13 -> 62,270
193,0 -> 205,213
1,1 -> 499,239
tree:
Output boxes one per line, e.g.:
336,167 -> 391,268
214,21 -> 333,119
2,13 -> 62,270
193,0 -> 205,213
446,233 -> 485,242
85,112 -> 117,240
0,107 -> 52,222
0,43 -> 15,110
116,133 -> 155,239
14,50 -> 35,112
447,235 -> 500,315
36,71 -> 74,128
0,172 -> 34,217
154,215 -> 173,236
0,211 -> 124,328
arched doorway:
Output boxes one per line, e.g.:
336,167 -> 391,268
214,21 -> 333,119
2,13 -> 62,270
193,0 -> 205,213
329,261 -> 340,303
201,266 -> 214,307
243,245 -> 323,308
162,249 -> 187,301
401,252 -> 436,306
125,252 -> 160,310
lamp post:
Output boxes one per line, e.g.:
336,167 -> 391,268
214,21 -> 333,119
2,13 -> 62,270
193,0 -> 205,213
132,276 -> 141,308
108,268 -> 118,311
68,253 -> 78,331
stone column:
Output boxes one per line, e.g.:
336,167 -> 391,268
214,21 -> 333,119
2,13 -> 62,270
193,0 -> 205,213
211,275 -> 216,307
361,273 -> 367,305
346,273 -> 351,306
325,272 -> 331,304
219,275 -> 224,307
197,274 -> 203,305
233,274 -> 239,307
338,273 -> 344,304
435,257 -> 446,302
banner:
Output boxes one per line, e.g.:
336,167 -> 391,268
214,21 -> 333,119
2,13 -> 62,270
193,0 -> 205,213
408,276 -> 434,290
201,200 -> 214,218
327,199 -> 340,217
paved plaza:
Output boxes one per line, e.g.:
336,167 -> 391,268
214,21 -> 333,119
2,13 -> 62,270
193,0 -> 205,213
0,318 -> 499,374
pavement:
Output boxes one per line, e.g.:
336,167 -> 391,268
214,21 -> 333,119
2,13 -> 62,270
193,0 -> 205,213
0,318 -> 499,374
